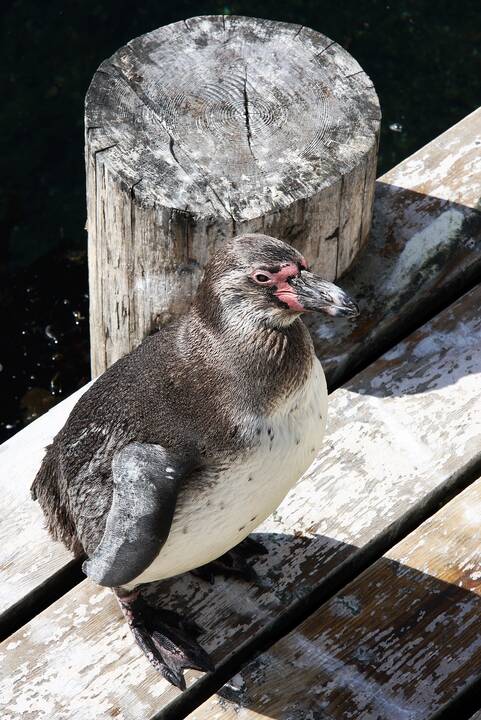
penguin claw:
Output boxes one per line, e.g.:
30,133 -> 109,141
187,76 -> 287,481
118,594 -> 214,690
144,605 -> 204,639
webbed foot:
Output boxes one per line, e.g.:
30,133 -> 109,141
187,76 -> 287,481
116,591 -> 214,690
193,536 -> 268,584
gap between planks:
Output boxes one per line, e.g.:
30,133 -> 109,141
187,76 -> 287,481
429,690 -> 481,720
0,559 -> 84,643
427,659 -> 481,720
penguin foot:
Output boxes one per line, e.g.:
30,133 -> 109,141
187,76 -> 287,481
116,591 -> 214,690
193,536 -> 268,584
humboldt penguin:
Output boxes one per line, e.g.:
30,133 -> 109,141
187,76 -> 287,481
31,233 -> 359,689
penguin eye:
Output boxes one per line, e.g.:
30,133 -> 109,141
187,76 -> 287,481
254,273 -> 270,283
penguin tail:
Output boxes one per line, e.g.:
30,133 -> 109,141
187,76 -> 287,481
31,443 -> 82,556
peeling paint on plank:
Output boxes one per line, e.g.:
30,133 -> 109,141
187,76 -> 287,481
308,107 -> 481,388
189,463 -> 481,719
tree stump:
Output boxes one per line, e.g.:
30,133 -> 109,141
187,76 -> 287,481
85,15 -> 380,376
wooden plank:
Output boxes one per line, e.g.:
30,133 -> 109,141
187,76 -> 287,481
1,109 -> 480,634
2,283 -> 481,719
189,465 -> 481,719
0,385 -> 89,633
309,105 -> 481,388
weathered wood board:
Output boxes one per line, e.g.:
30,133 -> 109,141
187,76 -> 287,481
189,468 -> 481,718
310,106 -> 481,387
0,385 -> 89,629
86,15 -> 380,374
2,281 -> 481,719
1,109 -> 480,636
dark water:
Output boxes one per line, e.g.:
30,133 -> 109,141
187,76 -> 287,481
1,0 -> 480,441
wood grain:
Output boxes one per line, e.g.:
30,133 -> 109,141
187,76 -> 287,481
86,15 -> 380,375
2,282 -> 481,719
189,457 -> 481,719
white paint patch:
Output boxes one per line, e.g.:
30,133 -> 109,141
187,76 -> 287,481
413,322 -> 480,358
386,208 -> 465,293
125,358 -> 328,586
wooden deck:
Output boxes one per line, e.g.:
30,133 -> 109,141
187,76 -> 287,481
1,108 -> 481,719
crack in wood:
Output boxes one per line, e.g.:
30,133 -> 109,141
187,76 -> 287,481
315,40 -> 336,59
242,72 -> 256,161
209,185 -> 237,224
108,54 -> 239,219
168,134 -> 180,167
335,174 -> 344,277
345,69 -> 365,79
324,227 -> 339,243
92,142 -> 118,158
129,177 -> 143,200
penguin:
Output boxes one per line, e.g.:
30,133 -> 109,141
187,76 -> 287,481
31,233 -> 359,689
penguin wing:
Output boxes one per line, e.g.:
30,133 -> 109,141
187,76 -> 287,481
82,442 -> 194,587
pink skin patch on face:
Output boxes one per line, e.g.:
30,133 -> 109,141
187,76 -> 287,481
272,262 -> 305,311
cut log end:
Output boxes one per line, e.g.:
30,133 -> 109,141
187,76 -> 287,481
85,15 -> 380,375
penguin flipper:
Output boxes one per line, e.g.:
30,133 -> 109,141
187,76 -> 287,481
82,442 -> 192,588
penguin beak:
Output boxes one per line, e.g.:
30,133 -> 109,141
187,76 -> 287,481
289,271 -> 360,318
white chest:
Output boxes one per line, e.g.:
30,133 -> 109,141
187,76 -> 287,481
126,358 -> 328,587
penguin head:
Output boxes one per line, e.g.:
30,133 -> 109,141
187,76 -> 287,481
195,234 -> 359,329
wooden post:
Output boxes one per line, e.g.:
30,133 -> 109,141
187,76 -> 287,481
85,15 -> 380,376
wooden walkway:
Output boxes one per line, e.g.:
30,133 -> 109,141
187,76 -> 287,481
1,108 -> 481,719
